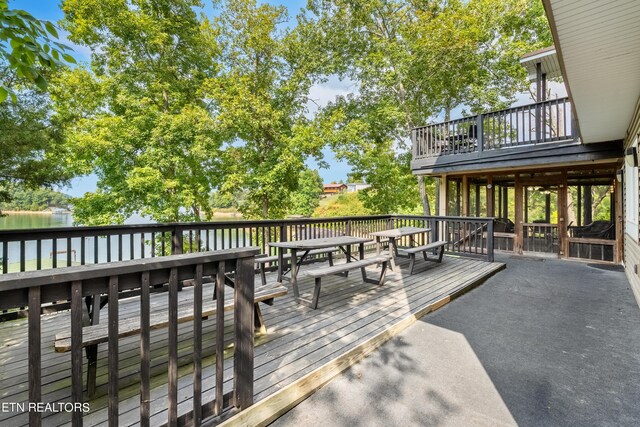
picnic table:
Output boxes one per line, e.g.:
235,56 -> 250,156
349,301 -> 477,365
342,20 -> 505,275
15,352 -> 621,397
370,226 -> 446,274
270,236 -> 390,308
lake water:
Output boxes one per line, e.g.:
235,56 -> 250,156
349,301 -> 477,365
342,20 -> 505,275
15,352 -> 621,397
0,212 -> 74,230
0,213 -> 243,272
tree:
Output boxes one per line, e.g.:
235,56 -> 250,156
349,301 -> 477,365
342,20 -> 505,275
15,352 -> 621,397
288,169 -> 323,217
56,0 -> 223,224
0,0 -> 75,102
305,0 -> 552,215
205,0 -> 325,219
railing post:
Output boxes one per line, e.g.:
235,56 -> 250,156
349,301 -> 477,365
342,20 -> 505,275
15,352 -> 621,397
234,255 -> 255,409
411,128 -> 417,158
171,226 -> 183,255
486,219 -> 494,262
477,113 -> 483,153
346,220 -> 352,236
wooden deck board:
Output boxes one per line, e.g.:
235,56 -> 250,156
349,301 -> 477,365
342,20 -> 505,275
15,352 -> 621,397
0,256 -> 504,427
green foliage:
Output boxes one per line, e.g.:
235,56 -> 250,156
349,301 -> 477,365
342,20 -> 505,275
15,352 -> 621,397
0,184 -> 70,211
206,0 -> 325,219
288,169 -> 323,217
313,192 -> 371,217
306,0 -> 551,214
0,0 -> 75,102
56,0 -> 223,224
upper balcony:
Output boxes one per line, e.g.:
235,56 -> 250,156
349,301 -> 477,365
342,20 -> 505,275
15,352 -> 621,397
410,97 -> 622,175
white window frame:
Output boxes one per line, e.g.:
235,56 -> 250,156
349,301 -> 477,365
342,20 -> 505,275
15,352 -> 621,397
625,137 -> 639,241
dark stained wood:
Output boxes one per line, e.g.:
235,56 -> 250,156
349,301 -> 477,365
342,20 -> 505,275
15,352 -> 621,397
140,271 -> 150,427
486,176 -> 494,217
233,257 -> 255,409
462,175 -> 469,216
28,286 -> 41,427
108,276 -> 119,427
215,262 -> 225,416
168,267 -> 178,426
71,280 -> 83,427
559,171 -> 569,257
192,264 -> 203,425
514,174 -> 524,254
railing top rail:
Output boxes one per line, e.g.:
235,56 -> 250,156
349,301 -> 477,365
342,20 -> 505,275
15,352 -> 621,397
0,215 -> 396,238
0,247 -> 259,290
393,214 -> 495,221
411,97 -> 571,131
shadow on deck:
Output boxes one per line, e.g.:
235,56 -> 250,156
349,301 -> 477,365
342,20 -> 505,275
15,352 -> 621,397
0,256 -> 504,426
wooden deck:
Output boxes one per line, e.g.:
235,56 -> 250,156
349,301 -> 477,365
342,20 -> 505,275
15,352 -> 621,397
0,255 -> 504,426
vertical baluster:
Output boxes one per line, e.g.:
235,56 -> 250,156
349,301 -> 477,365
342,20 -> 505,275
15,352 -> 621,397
214,261 -> 225,415
52,238 -> 58,268
151,232 -> 156,257
214,228 -> 218,250
168,267 -> 178,426
118,235 -> 123,261
28,286 -> 41,426
81,237 -> 86,266
71,280 -> 83,427
108,275 -> 119,426
140,233 -> 145,259
94,236 -> 99,264
193,264 -> 203,424
20,240 -> 26,272
140,271 -> 150,427
234,256 -> 255,409
37,239 -> 42,270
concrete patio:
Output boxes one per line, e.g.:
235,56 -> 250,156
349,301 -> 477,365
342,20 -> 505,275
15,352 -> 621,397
273,255 -> 640,426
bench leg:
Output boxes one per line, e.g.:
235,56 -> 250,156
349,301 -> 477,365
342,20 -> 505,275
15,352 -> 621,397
260,264 -> 267,287
328,252 -> 334,266
423,250 -> 429,261
311,277 -> 322,310
254,303 -> 267,334
437,245 -> 445,262
362,261 -> 388,285
409,253 -> 416,275
86,345 -> 98,397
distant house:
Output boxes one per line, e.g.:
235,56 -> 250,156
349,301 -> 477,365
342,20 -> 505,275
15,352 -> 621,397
323,183 -> 347,195
346,183 -> 371,193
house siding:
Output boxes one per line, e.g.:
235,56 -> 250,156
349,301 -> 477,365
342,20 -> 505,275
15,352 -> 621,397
623,98 -> 640,308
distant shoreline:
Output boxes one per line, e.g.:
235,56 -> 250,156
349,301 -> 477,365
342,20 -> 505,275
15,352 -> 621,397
1,210 -> 68,215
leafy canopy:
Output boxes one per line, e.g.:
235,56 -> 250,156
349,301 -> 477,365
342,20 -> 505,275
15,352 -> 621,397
0,0 -> 75,102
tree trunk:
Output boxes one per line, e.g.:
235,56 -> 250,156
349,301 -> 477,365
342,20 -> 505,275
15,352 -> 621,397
418,175 -> 430,216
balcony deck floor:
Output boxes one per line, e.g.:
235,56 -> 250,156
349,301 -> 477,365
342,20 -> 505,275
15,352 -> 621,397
0,255 -> 504,426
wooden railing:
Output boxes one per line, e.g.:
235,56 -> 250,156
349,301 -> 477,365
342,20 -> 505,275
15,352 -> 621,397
412,97 -> 576,159
0,215 -> 495,276
523,223 -> 559,254
0,248 -> 258,426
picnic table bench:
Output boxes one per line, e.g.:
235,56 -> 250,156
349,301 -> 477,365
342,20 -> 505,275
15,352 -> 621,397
55,283 -> 287,396
255,247 -> 337,286
270,236 -> 391,309
400,240 -> 448,274
304,255 -> 391,309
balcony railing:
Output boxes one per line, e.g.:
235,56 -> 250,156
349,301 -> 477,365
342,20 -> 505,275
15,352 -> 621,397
412,97 -> 577,159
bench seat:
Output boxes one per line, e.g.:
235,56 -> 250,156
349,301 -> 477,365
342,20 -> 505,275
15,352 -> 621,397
399,240 -> 447,274
300,255 -> 391,309
54,284 -> 286,396
255,247 -> 338,286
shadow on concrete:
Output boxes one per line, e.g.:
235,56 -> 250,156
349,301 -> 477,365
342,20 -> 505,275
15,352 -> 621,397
271,255 -> 640,426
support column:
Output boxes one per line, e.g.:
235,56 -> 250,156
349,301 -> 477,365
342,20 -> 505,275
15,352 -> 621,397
524,187 -> 529,223
545,193 -> 551,223
486,176 -> 494,217
514,174 -> 524,254
584,185 -> 593,225
475,184 -> 481,217
497,186 -> 502,217
455,181 -> 461,216
558,171 -> 569,258
462,175 -> 469,216
577,185 -> 582,227
434,177 -> 440,216
438,176 -> 448,216
502,186 -> 509,219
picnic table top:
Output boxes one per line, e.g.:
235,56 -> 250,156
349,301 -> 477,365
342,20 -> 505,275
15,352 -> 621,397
269,236 -> 371,250
369,226 -> 431,238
